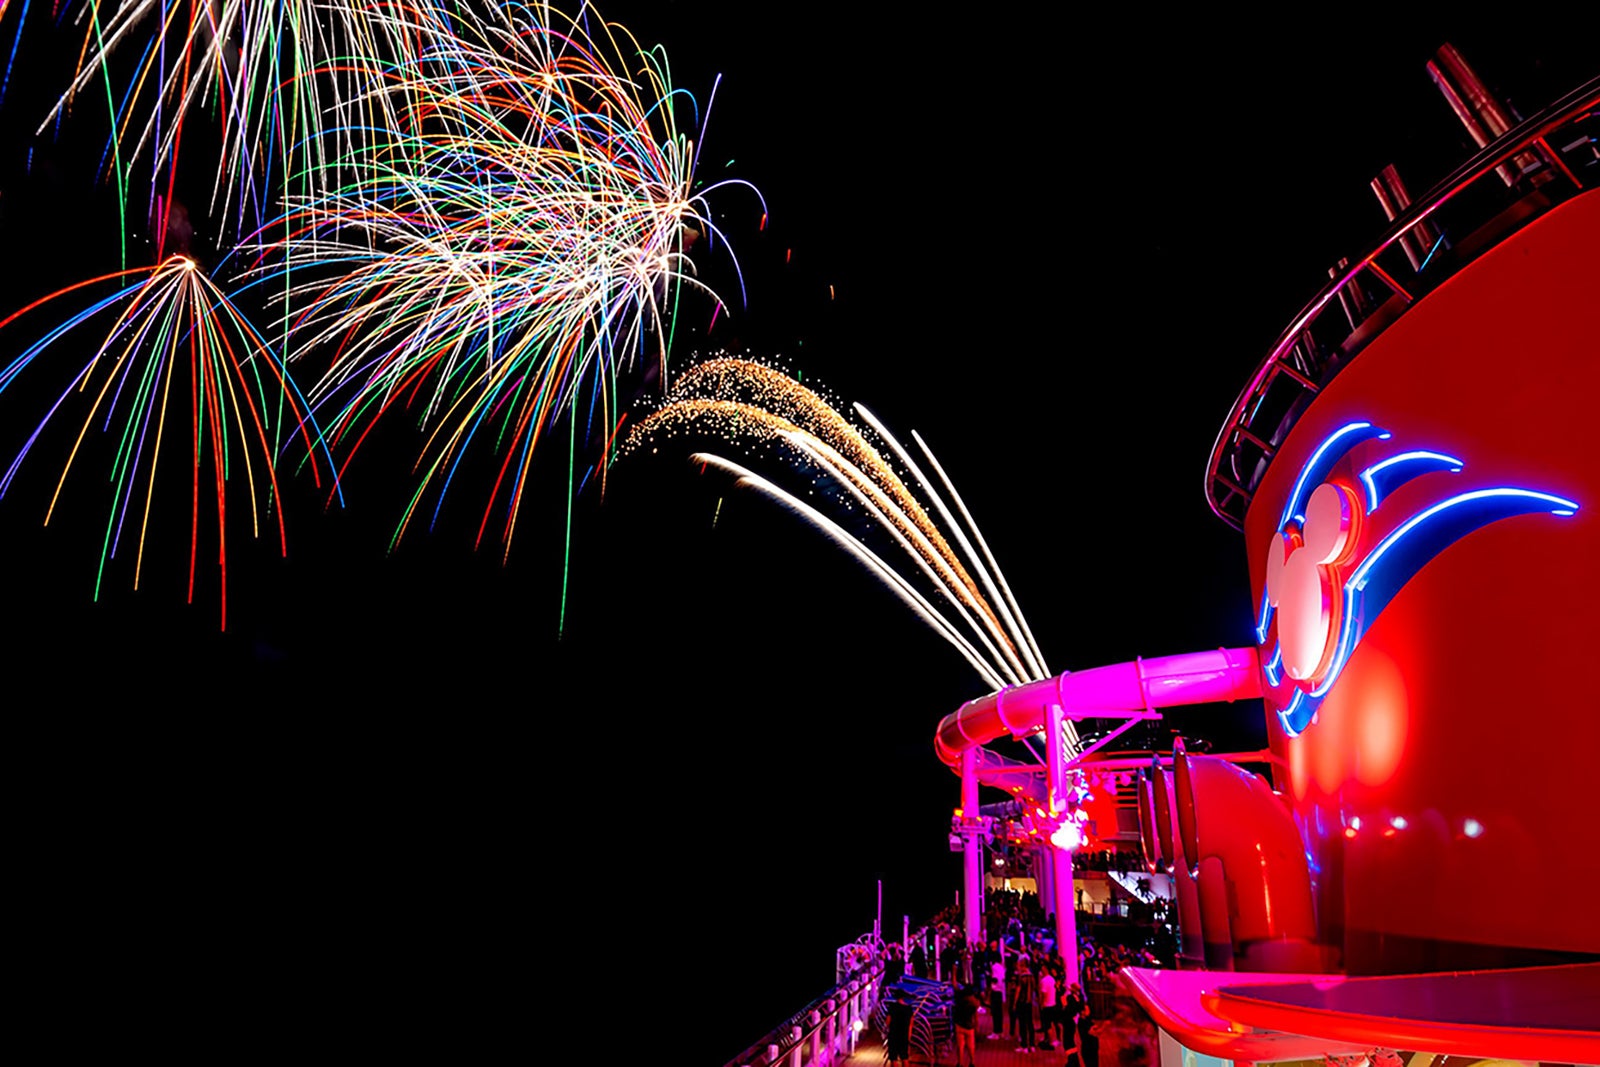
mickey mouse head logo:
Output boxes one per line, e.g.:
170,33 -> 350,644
1265,482 -> 1359,682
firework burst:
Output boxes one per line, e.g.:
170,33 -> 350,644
623,355 -> 1058,711
28,0 -> 421,258
0,255 -> 331,626
239,0 -> 760,561
0,0 -> 757,627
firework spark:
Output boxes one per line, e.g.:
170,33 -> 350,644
623,356 -> 1063,740
236,0 -> 760,561
0,255 -> 331,627
33,0 -> 419,256
0,0 -> 757,629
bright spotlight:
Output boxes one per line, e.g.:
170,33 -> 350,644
1050,820 -> 1083,851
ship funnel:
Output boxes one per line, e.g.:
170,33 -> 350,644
1427,43 -> 1533,185
1149,757 -> 1177,873
1370,164 -> 1443,270
1173,739 -> 1200,878
1136,761 -> 1208,967
1135,770 -> 1161,873
1171,745 -> 1325,972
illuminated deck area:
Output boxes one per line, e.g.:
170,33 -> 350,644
727,49 -> 1600,1067
843,1012 -> 1085,1067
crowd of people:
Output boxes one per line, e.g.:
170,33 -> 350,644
1078,939 -> 1158,986
1072,849 -> 1145,874
877,887 -> 1163,1065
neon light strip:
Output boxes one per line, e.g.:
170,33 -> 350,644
1263,643 -> 1282,688
1280,421 -> 1388,530
1260,421 -> 1390,643
1358,451 -> 1464,513
1417,232 -> 1448,272
1278,688 -> 1307,736
1310,488 -> 1579,698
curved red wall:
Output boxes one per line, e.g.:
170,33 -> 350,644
1244,190 -> 1600,973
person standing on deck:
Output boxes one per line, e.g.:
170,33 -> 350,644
885,990 -> 915,1067
1011,954 -> 1037,1052
1037,962 -> 1059,1049
1068,999 -> 1102,1067
986,952 -> 1006,1040
952,984 -> 982,1067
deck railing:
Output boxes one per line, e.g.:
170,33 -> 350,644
722,955 -> 886,1067
1206,75 -> 1600,529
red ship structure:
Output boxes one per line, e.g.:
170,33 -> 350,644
722,44 -> 1599,1067
930,44 -> 1600,1064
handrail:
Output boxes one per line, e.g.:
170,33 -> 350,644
718,916 -> 975,1067
1205,75 -> 1600,530
719,946 -> 896,1067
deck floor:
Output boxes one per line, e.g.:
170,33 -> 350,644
843,1010 -> 1078,1067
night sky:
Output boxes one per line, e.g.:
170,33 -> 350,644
1,4 -> 1594,1057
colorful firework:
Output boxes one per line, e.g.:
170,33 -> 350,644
28,0 -> 421,259
237,0 -> 760,563
0,0 -> 754,627
0,255 -> 332,627
623,356 -> 1060,724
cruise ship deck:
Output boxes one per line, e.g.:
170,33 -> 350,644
842,1014 -> 1083,1067
723,42 -> 1600,1067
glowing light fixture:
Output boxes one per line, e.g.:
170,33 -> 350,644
1261,422 -> 1577,736
1358,450 -> 1462,512
1279,421 -> 1385,529
1310,487 -> 1578,700
1050,809 -> 1089,851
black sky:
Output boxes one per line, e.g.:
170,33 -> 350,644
1,3 -> 1595,1057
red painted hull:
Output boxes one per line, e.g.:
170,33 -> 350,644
1245,190 -> 1600,972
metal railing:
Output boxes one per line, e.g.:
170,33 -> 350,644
721,958 -> 886,1067
1205,75 -> 1600,529
720,918 -> 961,1067
1086,978 -> 1119,1021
